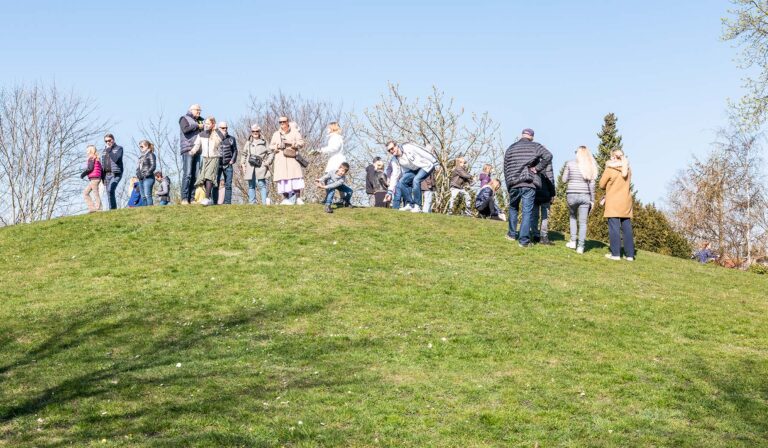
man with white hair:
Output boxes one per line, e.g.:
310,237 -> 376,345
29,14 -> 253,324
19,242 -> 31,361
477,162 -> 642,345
384,140 -> 438,212
213,121 -> 238,205
179,104 -> 204,204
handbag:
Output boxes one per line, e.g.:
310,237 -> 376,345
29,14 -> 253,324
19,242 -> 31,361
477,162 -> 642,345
283,146 -> 297,158
295,152 -> 309,168
248,154 -> 262,168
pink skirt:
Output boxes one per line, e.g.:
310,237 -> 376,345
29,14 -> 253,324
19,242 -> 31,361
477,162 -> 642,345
276,178 -> 305,194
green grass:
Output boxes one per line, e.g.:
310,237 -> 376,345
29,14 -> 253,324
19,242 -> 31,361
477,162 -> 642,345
0,205 -> 766,447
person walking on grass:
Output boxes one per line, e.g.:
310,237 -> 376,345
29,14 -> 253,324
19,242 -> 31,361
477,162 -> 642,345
179,104 -> 204,205
503,128 -> 553,247
271,117 -> 306,205
155,171 -> 171,205
190,117 -> 222,206
101,133 -> 124,210
81,145 -> 103,213
599,148 -> 635,261
136,140 -> 157,206
475,179 -> 505,221
241,124 -> 273,205
214,122 -> 238,205
531,153 -> 556,245
384,140 -> 438,213
561,146 -> 598,254
366,156 -> 382,206
448,157 -> 473,216
316,162 -> 353,213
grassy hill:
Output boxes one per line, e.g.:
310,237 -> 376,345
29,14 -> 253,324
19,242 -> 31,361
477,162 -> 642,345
0,206 -> 766,447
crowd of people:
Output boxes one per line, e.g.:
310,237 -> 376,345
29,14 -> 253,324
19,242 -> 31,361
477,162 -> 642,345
79,105 -> 637,260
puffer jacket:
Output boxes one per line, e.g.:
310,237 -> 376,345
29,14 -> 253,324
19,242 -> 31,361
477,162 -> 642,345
217,131 -> 238,165
136,151 -> 156,180
503,138 -> 552,190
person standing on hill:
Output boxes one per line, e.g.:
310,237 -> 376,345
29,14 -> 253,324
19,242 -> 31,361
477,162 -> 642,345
241,125 -> 273,205
531,153 -> 556,245
179,104 -> 204,205
101,133 -> 124,210
448,156 -> 473,216
136,140 -> 157,206
270,117 -> 306,205
562,146 -> 598,254
599,148 -> 635,261
478,164 -> 493,188
365,156 -> 382,206
503,128 -> 553,247
190,117 -> 222,206
384,141 -> 438,213
81,145 -> 103,213
155,171 -> 171,205
318,122 -> 346,174
214,122 -> 238,205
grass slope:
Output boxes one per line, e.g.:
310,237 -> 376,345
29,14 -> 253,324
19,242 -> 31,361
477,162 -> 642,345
0,206 -> 766,447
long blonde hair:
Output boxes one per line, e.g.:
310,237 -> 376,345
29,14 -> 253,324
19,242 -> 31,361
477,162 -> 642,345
575,146 -> 598,181
86,145 -> 98,160
328,122 -> 342,134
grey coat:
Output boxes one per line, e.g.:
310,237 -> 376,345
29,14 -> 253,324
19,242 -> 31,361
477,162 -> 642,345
241,137 -> 273,181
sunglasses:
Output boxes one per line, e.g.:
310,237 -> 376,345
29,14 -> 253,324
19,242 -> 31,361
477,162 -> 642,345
279,121 -> 288,124
104,139 -> 113,143
220,127 -> 228,130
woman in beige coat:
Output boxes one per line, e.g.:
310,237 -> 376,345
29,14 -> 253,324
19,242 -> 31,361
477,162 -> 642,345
241,125 -> 274,205
599,149 -> 635,261
270,117 -> 306,205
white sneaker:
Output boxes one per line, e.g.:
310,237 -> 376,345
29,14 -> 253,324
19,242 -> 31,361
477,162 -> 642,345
566,241 -> 577,250
604,253 -> 621,261
624,256 -> 635,262
265,198 -> 272,205
280,198 -> 293,206
296,198 -> 305,205
410,206 -> 422,213
399,205 -> 413,212
201,198 -> 211,206
576,247 -> 584,254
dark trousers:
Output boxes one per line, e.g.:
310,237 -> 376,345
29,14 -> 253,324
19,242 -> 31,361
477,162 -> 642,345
104,173 -> 122,210
214,163 -> 234,204
608,217 -> 635,257
181,152 -> 201,202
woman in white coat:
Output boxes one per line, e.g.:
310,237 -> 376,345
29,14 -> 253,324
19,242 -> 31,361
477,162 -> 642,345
318,122 -> 345,174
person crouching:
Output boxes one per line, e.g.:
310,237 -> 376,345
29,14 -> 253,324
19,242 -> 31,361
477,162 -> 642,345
316,162 -> 353,213
475,179 -> 505,221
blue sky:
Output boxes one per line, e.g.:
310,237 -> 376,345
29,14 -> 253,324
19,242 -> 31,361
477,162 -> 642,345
0,0 -> 745,203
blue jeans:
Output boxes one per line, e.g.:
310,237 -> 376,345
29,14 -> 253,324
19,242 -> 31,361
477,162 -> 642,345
214,163 -> 234,204
608,218 -> 635,257
104,173 -> 122,210
181,152 -> 201,202
395,168 -> 432,209
248,178 -> 269,204
140,177 -> 155,206
507,187 -> 536,245
159,199 -> 170,206
324,184 -> 353,205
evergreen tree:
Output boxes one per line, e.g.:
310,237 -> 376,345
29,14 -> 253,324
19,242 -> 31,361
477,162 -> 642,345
595,112 -> 623,177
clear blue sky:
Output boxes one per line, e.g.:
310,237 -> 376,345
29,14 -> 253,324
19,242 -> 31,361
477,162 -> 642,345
0,0 -> 744,203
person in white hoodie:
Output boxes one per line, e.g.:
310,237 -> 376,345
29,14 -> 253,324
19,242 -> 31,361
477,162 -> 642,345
384,140 -> 438,212
318,122 -> 345,174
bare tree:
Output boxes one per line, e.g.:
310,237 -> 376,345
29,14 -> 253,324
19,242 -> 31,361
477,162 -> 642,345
0,83 -> 106,225
667,126 -> 768,267
351,83 -> 502,213
234,92 -> 351,204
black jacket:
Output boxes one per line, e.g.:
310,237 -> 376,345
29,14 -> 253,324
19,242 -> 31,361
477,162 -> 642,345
80,159 -> 95,179
136,151 -> 156,180
535,162 -> 556,205
102,144 -> 124,176
217,131 -> 238,165
503,138 -> 552,191
365,164 -> 377,194
475,186 -> 500,217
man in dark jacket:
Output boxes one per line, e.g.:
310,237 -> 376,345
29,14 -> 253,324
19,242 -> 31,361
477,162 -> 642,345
365,156 -> 381,206
503,128 -> 553,247
213,121 -> 238,205
475,179 -> 504,220
101,133 -> 124,210
531,159 -> 556,244
179,104 -> 204,204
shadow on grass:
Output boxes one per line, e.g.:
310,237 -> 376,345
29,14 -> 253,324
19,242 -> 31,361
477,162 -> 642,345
546,231 -> 607,252
0,297 -> 373,447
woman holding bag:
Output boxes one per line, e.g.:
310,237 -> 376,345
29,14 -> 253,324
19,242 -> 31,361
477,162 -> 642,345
242,124 -> 274,205
270,116 -> 306,205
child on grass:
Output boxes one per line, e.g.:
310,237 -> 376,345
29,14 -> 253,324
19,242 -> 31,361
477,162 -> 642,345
315,162 -> 352,214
